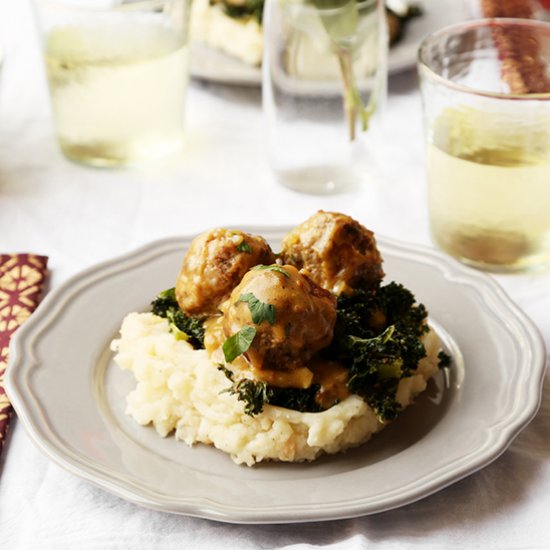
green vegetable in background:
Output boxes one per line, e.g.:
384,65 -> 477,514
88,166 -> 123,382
215,0 -> 266,23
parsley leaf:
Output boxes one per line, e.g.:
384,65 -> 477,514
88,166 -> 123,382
239,292 -> 276,325
236,241 -> 252,253
252,265 -> 290,277
223,325 -> 257,363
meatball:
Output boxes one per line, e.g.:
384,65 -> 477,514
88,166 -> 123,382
221,265 -> 337,381
176,228 -> 276,316
281,211 -> 384,295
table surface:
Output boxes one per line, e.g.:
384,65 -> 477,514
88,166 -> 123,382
2,1 -> 550,548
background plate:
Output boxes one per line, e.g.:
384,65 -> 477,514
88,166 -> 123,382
6,230 -> 546,524
189,0 -> 469,85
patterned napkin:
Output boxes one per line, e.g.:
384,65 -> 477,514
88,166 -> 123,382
0,254 -> 48,458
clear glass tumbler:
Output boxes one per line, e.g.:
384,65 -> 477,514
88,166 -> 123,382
419,19 -> 550,272
263,0 -> 387,194
33,0 -> 191,167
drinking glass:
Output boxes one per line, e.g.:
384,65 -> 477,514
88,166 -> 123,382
33,0 -> 191,167
419,19 -> 550,272
263,0 -> 387,194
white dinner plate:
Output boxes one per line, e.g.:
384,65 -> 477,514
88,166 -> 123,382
189,0 -> 469,85
6,230 -> 546,524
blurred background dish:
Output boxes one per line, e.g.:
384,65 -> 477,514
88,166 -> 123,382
189,0 -> 468,85
464,0 -> 550,20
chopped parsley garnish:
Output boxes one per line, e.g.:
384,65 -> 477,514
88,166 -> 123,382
236,240 -> 252,253
222,325 -> 257,363
239,292 -> 276,325
252,264 -> 290,277
151,288 -> 205,349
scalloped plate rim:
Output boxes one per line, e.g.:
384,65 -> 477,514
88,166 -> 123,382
5,231 -> 547,523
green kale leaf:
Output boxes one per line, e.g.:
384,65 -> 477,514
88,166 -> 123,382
328,282 -> 430,422
219,367 -> 323,415
151,288 -> 205,349
438,349 -> 452,369
227,378 -> 270,415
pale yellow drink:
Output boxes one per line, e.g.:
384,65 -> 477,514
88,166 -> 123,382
419,19 -> 550,272
427,108 -> 550,271
45,23 -> 189,166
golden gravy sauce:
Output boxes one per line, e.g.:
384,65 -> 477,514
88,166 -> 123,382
204,315 -> 349,408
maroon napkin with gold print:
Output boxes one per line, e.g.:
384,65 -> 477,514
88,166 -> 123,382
0,254 -> 48,457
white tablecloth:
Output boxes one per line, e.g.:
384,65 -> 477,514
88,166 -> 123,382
2,1 -> 550,548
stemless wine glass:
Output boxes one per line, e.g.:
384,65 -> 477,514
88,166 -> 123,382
33,0 -> 191,168
263,0 -> 387,194
419,18 -> 550,272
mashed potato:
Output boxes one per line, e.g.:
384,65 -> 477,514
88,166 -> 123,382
191,0 -> 263,66
111,311 -> 440,466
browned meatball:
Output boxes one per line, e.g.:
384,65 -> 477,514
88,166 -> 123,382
281,211 -> 384,295
176,228 -> 276,316
221,265 -> 337,382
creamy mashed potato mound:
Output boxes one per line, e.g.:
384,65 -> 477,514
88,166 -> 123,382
111,311 -> 440,466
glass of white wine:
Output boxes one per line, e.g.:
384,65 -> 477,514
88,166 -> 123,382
33,0 -> 191,167
419,18 -> 550,272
